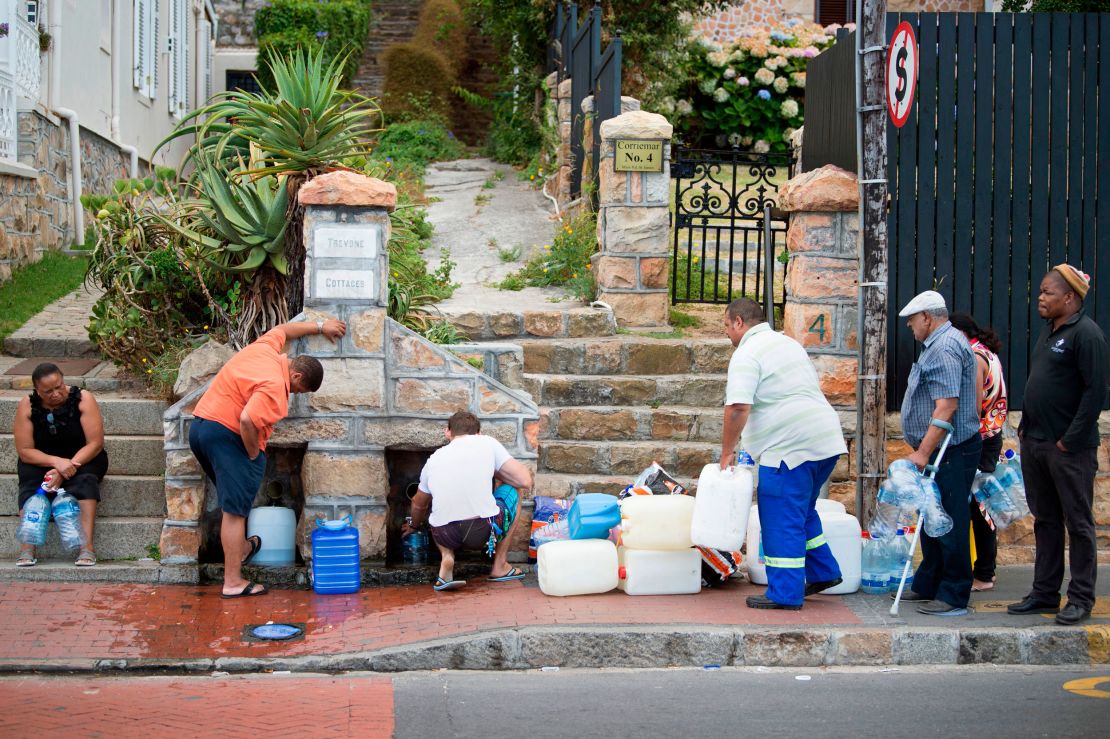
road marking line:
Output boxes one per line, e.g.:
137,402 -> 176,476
1063,676 -> 1110,699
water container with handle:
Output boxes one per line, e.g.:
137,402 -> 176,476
247,506 -> 297,566
51,490 -> 85,551
311,515 -> 360,594
818,511 -> 862,595
568,493 -> 621,539
746,504 -> 766,584
617,547 -> 702,595
537,539 -> 618,596
17,484 -> 51,546
619,494 -> 695,550
691,463 -> 753,551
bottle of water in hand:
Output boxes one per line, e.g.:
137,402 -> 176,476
51,490 -> 85,551
17,485 -> 51,546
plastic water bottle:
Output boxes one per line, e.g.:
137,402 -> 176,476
886,528 -> 911,591
860,532 -> 888,594
534,517 -> 571,545
995,450 -> 1030,519
51,490 -> 85,551
737,450 -> 756,468
18,485 -> 51,546
868,481 -> 901,539
401,517 -> 428,565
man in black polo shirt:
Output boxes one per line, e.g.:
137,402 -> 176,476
1007,264 -> 1108,625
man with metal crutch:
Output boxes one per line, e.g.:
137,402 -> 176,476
896,291 -> 982,616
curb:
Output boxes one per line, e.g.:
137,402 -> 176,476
0,625 -> 1104,674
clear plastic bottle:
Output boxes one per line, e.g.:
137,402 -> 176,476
736,450 -> 756,468
868,481 -> 901,540
17,484 -> 51,546
51,489 -> 85,551
533,517 -> 571,548
401,517 -> 428,565
860,531 -> 888,594
886,528 -> 911,591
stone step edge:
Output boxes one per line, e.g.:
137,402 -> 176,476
525,372 -> 728,381
0,561 -> 197,585
0,624 -> 1099,674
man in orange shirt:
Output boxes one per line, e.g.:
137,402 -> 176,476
190,317 -> 346,597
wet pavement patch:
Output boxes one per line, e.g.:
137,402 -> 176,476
242,623 -> 305,642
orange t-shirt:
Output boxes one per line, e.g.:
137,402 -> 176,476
193,329 -> 290,451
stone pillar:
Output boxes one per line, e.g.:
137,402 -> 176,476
554,77 -> 573,206
594,110 -> 673,327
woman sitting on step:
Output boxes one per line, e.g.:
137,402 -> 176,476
13,362 -> 108,567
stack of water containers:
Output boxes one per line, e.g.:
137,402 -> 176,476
617,491 -> 701,596
537,493 -> 623,596
746,496 -> 863,594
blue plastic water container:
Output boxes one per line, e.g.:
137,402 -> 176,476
568,493 -> 621,540
311,516 -> 360,594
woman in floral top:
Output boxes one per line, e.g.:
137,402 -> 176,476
950,313 -> 1008,592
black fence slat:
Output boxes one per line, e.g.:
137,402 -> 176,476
1048,14 -> 1069,269
934,14 -> 957,309
990,14 -> 1013,363
1081,16 -> 1099,278
1066,16 -> 1085,264
951,12 -> 976,314
1097,16 -> 1110,335
971,14 -> 994,325
1029,11 -> 1052,380
915,15 -> 939,301
894,13 -> 920,410
1009,12 -> 1033,408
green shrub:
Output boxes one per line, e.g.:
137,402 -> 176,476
254,0 -> 372,90
381,43 -> 455,123
370,119 -> 464,176
501,211 -> 597,302
412,0 -> 467,73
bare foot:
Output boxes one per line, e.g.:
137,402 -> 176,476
972,579 -> 995,592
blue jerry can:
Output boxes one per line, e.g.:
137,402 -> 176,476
568,493 -> 621,540
311,516 -> 360,594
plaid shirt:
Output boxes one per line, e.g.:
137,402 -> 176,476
900,321 -> 981,449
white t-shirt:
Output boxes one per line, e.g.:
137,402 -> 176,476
419,434 -> 513,527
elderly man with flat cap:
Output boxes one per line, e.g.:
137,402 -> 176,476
896,290 -> 982,616
1008,265 -> 1108,625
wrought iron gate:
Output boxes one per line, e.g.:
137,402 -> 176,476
670,146 -> 793,324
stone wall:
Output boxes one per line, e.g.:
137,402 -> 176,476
212,0 -> 270,47
692,0 -> 814,43
593,110 -> 672,328
160,172 -> 540,565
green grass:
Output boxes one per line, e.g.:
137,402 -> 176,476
669,308 -> 699,329
474,192 -> 492,208
497,244 -> 522,263
0,252 -> 89,343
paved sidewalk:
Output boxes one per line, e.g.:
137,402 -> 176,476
0,566 -> 1105,671
2,284 -> 103,358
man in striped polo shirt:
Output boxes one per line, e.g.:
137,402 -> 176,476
720,298 -> 848,610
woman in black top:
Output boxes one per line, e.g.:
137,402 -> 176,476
13,363 -> 108,566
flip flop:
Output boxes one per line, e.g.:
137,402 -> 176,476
433,577 -> 466,592
221,581 -> 269,599
488,567 -> 525,582
15,555 -> 36,567
242,535 -> 262,564
75,550 -> 97,567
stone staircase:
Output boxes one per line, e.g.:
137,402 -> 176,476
520,334 -> 736,499
351,0 -> 423,100
0,390 -> 168,564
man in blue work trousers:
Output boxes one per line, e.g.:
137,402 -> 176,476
897,290 -> 982,616
719,298 -> 848,610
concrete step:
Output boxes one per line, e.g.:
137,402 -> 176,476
520,336 -> 733,375
523,373 -> 727,407
0,394 -> 167,435
0,361 -> 144,393
0,434 -> 166,476
532,472 -> 699,499
539,439 -> 718,478
442,307 -> 617,341
0,560 -> 198,584
541,405 -> 723,443
0,474 -> 165,517
0,516 -> 164,559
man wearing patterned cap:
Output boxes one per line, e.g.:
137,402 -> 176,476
1008,265 -> 1108,625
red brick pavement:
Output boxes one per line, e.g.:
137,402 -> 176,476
0,674 -> 394,738
0,580 -> 859,662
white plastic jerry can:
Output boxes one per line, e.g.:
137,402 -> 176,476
617,547 -> 702,595
691,463 -> 755,551
537,539 -> 619,596
619,494 -> 695,550
745,504 -> 862,595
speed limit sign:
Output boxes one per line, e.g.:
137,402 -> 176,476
886,21 -> 918,128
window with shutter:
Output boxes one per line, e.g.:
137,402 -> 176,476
177,0 -> 189,118
168,0 -> 180,116
815,0 -> 856,27
133,0 -> 146,93
149,2 -> 158,100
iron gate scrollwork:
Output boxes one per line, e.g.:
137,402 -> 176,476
670,145 -> 793,325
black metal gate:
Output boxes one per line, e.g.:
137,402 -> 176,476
670,145 -> 793,324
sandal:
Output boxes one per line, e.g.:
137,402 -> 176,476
242,535 -> 262,564
221,581 -> 269,599
16,554 -> 36,567
488,567 -> 525,582
433,577 -> 466,592
75,550 -> 97,567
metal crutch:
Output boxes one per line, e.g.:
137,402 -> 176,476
890,419 -> 954,617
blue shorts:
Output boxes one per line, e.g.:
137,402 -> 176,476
188,417 -> 265,518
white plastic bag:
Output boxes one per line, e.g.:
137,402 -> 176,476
691,463 -> 754,551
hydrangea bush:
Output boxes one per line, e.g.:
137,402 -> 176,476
657,20 -> 843,151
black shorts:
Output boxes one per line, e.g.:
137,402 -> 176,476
17,452 -> 107,510
188,417 -> 265,518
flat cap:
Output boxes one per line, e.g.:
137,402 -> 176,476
898,290 -> 947,317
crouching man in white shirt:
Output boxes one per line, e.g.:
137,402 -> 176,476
402,411 -> 533,591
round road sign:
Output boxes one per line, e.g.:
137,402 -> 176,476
886,21 -> 918,128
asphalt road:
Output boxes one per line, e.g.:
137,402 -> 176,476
393,666 -> 1109,739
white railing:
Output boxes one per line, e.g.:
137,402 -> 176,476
0,68 -> 16,161
0,0 -> 41,104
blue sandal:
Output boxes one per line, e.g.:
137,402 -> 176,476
488,567 -> 525,582
434,577 -> 466,591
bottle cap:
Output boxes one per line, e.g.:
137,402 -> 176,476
862,531 -> 870,539
618,566 -> 627,580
